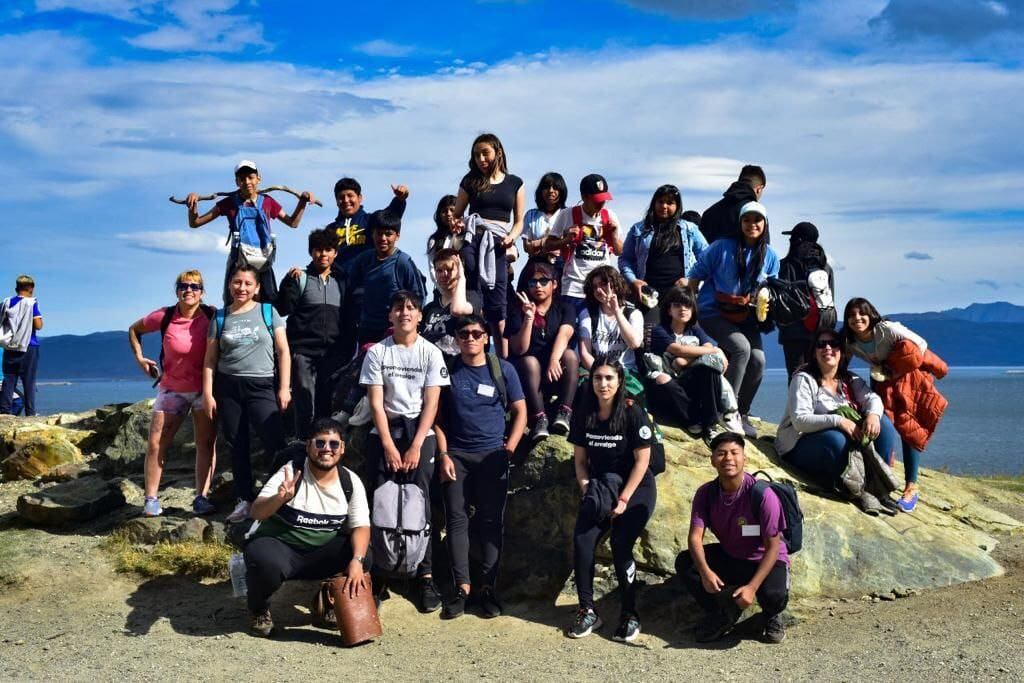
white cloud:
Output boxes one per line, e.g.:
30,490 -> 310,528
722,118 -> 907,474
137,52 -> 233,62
117,230 -> 231,254
353,39 -> 416,58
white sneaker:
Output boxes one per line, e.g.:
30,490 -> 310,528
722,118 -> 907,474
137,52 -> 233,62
226,499 -> 251,523
723,412 -> 744,435
741,415 -> 758,439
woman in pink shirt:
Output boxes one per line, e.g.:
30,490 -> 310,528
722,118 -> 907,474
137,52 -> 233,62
128,270 -> 218,517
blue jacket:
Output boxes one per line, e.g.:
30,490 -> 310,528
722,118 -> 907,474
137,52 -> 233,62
347,248 -> 426,336
687,238 -> 780,319
619,219 -> 707,285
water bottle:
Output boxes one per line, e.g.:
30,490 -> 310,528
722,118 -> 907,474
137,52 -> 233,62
228,552 -> 247,598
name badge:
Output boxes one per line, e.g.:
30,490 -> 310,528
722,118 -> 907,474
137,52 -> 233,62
477,384 -> 496,397
741,524 -> 761,537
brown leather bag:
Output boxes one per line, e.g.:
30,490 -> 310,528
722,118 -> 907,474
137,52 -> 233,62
316,574 -> 382,646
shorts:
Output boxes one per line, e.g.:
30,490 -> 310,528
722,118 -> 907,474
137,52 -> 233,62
153,388 -> 204,416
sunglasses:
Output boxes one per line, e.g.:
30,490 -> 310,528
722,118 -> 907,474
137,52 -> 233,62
313,438 -> 342,451
457,329 -> 487,340
176,282 -> 203,292
816,339 -> 841,350
527,277 -> 553,287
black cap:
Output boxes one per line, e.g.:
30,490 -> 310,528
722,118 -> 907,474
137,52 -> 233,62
782,222 -> 819,242
579,174 -> 612,201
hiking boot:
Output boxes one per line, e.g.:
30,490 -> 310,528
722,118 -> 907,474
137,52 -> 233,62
226,499 -> 251,523
551,407 -> 572,435
419,577 -> 442,613
531,414 -> 550,442
694,609 -> 739,643
192,495 -> 216,516
567,608 -> 603,638
612,613 -> 641,643
143,496 -> 162,518
740,415 -> 758,439
857,491 -> 883,516
442,587 -> 467,620
762,613 -> 786,644
249,609 -> 275,637
478,586 -> 502,619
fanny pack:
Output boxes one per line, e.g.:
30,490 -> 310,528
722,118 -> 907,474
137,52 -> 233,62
715,292 -> 751,323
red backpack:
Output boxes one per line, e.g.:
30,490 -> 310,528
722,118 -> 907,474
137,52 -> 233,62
562,206 -> 616,261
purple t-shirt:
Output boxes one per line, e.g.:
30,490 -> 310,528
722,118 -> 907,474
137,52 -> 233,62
690,473 -> 789,566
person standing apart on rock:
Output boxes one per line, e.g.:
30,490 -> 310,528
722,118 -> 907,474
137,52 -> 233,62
453,133 -> 526,357
567,358 -> 657,643
202,265 -> 291,524
359,290 -> 450,613
435,314 -> 527,619
676,432 -> 789,644
686,201 -> 779,439
0,275 -> 43,416
128,270 -> 218,517
841,298 -> 947,514
244,418 -> 371,638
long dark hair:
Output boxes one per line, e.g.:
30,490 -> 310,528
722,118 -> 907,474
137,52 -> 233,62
839,297 -> 883,348
465,132 -> 508,196
427,194 -> 457,254
643,184 -> 684,254
578,356 -> 628,433
736,211 -> 769,294
658,286 -> 698,330
800,328 -> 853,384
534,172 -> 567,213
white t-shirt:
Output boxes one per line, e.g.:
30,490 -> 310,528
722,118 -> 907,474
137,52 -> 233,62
258,462 -> 370,532
548,204 -> 620,298
359,335 -> 450,431
578,307 -> 644,371
523,208 -> 557,243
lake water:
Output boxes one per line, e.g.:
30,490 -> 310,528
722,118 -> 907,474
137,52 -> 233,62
25,368 -> 1024,476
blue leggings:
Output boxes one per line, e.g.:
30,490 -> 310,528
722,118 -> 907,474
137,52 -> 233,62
784,414 -> 902,490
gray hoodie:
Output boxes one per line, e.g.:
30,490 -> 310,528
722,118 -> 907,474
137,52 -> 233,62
0,296 -> 37,353
775,370 -> 883,456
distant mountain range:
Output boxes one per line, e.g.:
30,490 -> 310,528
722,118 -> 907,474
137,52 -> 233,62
25,301 -> 1024,380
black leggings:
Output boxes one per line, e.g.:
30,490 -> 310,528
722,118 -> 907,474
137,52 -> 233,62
648,365 -> 724,429
573,473 -> 656,617
442,449 -> 509,589
676,543 -> 789,618
214,373 -> 286,502
511,350 -> 579,417
244,533 -> 365,614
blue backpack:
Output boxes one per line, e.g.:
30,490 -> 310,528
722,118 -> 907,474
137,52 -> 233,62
231,194 -> 276,271
214,302 -> 275,340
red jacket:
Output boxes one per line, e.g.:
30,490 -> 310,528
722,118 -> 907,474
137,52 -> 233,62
872,339 -> 948,451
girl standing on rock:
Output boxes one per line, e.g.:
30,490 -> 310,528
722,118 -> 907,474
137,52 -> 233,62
567,357 -> 657,644
202,264 -> 291,523
128,270 -> 218,517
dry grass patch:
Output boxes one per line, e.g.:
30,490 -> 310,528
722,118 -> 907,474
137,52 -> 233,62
102,530 -> 232,579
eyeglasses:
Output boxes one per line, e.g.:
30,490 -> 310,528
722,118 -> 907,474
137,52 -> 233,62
176,282 -> 203,292
313,438 -> 342,451
457,329 -> 487,340
816,339 -> 841,350
527,277 -> 553,287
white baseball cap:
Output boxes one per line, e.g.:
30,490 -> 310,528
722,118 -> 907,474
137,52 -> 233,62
738,201 -> 767,220
234,159 -> 259,175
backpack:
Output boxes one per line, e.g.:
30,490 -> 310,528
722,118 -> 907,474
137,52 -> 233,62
484,352 -> 509,410
804,268 -> 836,332
154,304 -> 216,387
231,194 -> 276,271
706,471 -> 804,554
370,475 -> 430,578
214,302 -> 275,340
563,205 -> 614,262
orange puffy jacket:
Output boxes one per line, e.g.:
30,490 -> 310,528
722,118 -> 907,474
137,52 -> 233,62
872,339 -> 948,451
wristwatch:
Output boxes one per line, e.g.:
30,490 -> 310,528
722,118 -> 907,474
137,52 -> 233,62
352,555 -> 366,564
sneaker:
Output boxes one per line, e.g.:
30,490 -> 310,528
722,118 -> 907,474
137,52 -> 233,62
703,424 -> 726,446
877,496 -> 900,516
192,495 -> 216,516
857,491 -> 883,516
419,577 -> 442,613
531,414 -> 550,442
441,587 -> 467,620
694,609 -> 739,643
478,586 -> 502,619
762,613 -> 786,644
612,614 -> 641,643
898,490 -> 919,513
567,607 -> 603,638
143,496 -> 162,518
226,499 -> 251,523
684,424 -> 704,437
740,415 -> 758,439
249,609 -> 274,637
551,407 -> 572,436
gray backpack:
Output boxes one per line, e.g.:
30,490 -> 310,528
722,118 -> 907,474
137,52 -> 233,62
371,479 -> 430,577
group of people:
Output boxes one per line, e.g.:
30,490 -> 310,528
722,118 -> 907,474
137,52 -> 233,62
111,132 -> 948,645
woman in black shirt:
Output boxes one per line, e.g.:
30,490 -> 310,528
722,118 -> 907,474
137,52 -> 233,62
567,357 -> 657,644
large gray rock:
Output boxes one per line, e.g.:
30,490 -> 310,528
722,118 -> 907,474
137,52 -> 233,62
118,516 -> 209,544
92,400 -> 196,475
17,476 -> 127,526
1,430 -> 85,481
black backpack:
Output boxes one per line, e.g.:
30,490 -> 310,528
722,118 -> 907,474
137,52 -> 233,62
707,471 -> 803,553
155,304 -> 216,387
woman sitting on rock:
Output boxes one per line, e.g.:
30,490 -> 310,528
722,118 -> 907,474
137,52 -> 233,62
776,328 -> 901,515
202,264 -> 291,524
577,266 -> 645,397
840,297 -> 948,513
567,357 -> 657,644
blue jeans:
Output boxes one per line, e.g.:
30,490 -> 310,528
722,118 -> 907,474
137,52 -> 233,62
784,414 -> 900,490
1,345 -> 39,416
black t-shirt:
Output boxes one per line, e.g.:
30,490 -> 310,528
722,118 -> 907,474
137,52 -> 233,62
420,291 -> 483,359
460,173 -> 523,222
568,403 -> 656,478
504,296 -> 577,358
645,244 -> 684,291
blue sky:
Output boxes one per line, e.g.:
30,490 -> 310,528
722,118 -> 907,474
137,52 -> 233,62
2,0 -> 1023,335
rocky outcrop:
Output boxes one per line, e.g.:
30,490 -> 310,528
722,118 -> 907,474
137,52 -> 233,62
16,476 -> 129,526
1,430 -> 85,481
